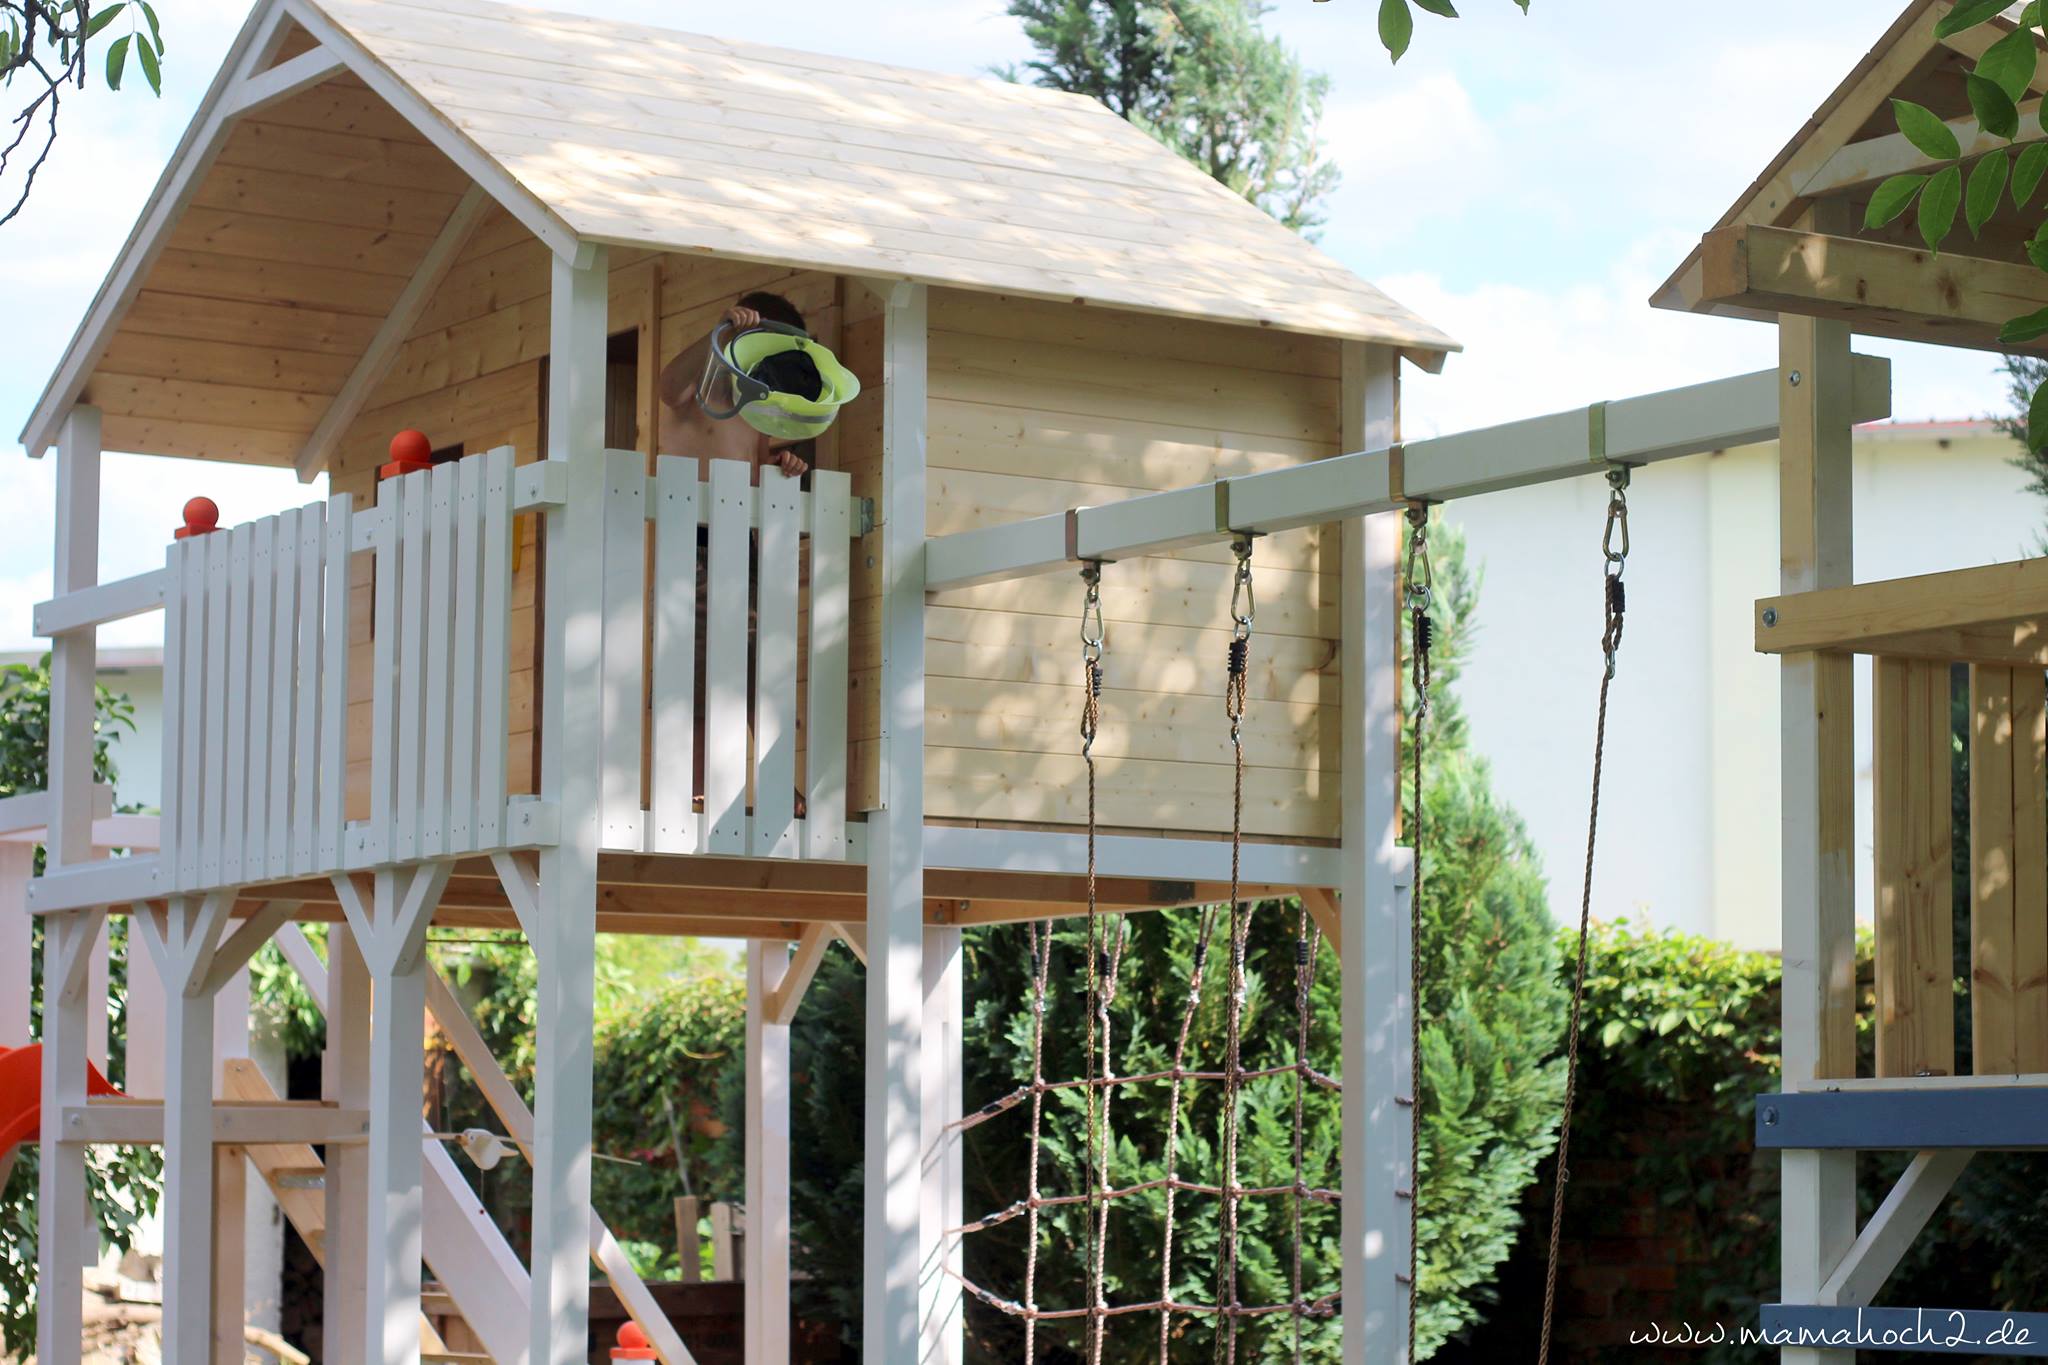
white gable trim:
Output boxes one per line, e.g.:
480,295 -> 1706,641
18,0 -> 577,459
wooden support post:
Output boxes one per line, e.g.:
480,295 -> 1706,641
1970,665 -> 2048,1074
1873,657 -> 1956,1078
744,941 -> 792,1365
533,244 -> 609,1365
86,915 -> 110,1075
1338,342 -> 1407,1364
214,1144 -> 249,1365
864,279 -> 927,1362
36,909 -> 104,1365
1777,307 -> 1859,1362
921,926 -> 965,1365
324,925 -> 372,1365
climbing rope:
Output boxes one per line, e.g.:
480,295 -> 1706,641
1078,560 -> 1119,1365
1535,466 -> 1632,1365
1213,536 -> 1257,1365
1402,505 -> 1434,1365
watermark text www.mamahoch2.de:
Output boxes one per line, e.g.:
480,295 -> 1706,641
1632,1309 -> 2035,1352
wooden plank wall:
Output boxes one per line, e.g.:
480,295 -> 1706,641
83,73 -> 472,464
1969,664 -> 2048,1074
1873,656 -> 1956,1076
916,288 -> 1343,839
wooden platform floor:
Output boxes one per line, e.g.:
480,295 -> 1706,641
225,848 -> 1318,940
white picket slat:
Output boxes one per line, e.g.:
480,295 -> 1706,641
369,476 -> 401,864
158,539 -> 186,883
755,470 -> 800,857
221,522 -> 253,886
650,456 -> 699,855
422,463 -> 458,856
201,529 -> 231,888
178,536 -> 207,892
293,503 -> 325,876
244,516 -> 275,878
600,450 -> 647,850
319,495 -> 352,871
806,470 -> 852,860
475,448 -> 513,849
267,509 -> 299,881
395,471 -> 430,863
449,455 -> 483,853
703,459 -> 751,854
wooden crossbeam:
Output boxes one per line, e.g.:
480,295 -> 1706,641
1757,556 -> 2048,657
1802,98 -> 2048,198
1698,225 -> 2048,354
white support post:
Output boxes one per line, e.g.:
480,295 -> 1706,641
744,943 -> 792,1365
36,908 -> 104,1365
0,843 -> 32,1046
324,925 -> 371,1365
49,406 -> 100,872
86,915 -> 110,1075
137,894 -> 233,1365
332,864 -> 451,1365
865,279 -> 927,1361
532,244 -> 609,1365
920,926 -> 965,1365
1338,343 -> 1409,1364
1778,309 -> 1860,1365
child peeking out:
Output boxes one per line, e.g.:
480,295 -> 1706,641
658,290 -> 822,482
658,289 -> 821,818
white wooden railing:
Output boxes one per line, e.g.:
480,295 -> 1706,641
598,452 -> 854,861
28,450 -> 857,913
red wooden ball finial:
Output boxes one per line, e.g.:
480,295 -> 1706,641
611,1321 -> 657,1360
380,428 -> 435,481
174,496 -> 219,540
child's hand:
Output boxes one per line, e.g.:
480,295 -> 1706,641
771,448 -> 810,479
725,304 -> 763,331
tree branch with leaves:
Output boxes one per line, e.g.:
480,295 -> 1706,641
1373,0 -> 1530,64
0,1 -> 164,227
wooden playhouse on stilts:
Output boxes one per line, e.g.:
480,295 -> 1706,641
1655,0 -> 2048,1354
13,0 -> 1899,1360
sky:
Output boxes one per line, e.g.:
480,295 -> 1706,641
0,0 -> 2022,649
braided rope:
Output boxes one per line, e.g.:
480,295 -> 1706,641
1402,508 -> 1434,1365
1536,470 -> 1630,1365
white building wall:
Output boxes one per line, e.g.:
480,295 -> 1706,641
1443,423 -> 2040,951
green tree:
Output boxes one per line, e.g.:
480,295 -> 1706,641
0,659 -> 153,1357
1001,0 -> 1341,233
2,2 -> 166,225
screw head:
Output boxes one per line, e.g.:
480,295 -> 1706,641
1788,370 -> 1803,387
1762,608 -> 1779,627
1762,1105 -> 1780,1125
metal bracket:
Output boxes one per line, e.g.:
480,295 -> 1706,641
857,497 -> 877,537
1586,399 -> 1609,464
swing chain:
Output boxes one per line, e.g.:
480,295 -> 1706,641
1227,539 -> 1254,746
1601,468 -> 1630,681
1080,562 -> 1105,754
1405,505 -> 1435,722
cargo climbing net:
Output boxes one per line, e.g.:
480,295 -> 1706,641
942,540 -> 1340,1363
943,474 -> 1635,1364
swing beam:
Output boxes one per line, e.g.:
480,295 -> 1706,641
925,358 -> 1892,591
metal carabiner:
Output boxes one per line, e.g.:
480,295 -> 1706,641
1079,561 -> 1106,665
1602,467 -> 1630,573
1404,505 -> 1433,615
1229,538 -> 1256,641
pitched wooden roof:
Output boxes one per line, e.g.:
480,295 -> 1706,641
319,0 -> 1452,353
1653,0 -> 2048,352
21,0 -> 1453,467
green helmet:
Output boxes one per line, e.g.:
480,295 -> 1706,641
698,319 -> 861,440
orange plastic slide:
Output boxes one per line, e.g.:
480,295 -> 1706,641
0,1044 -> 119,1162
